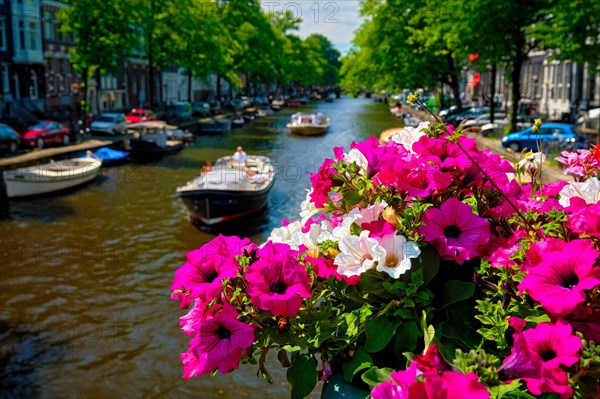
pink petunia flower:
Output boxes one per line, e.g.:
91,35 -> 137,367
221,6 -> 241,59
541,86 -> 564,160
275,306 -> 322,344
521,320 -> 582,399
567,202 -> 600,239
309,158 -> 336,208
372,355 -> 489,399
351,136 -> 404,178
171,235 -> 251,308
565,304 -> 600,344
498,317 -> 543,381
418,198 -> 491,264
182,303 -> 254,378
518,239 -> 600,316
245,242 -> 312,317
305,254 -> 360,285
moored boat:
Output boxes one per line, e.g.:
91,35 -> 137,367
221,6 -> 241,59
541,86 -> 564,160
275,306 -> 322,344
256,106 -> 274,117
198,118 -> 232,134
286,100 -> 301,108
3,157 -> 102,198
125,121 -> 185,161
287,112 -> 330,136
177,155 -> 274,225
92,147 -> 130,166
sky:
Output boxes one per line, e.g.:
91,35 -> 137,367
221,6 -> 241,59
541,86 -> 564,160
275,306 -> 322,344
262,1 -> 363,54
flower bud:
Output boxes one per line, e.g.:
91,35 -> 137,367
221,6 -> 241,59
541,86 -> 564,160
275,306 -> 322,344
382,206 -> 401,230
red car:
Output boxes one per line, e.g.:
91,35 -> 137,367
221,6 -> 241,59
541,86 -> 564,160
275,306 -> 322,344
21,120 -> 71,149
125,109 -> 156,123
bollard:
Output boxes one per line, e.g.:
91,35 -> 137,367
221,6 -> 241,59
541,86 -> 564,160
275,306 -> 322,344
0,169 -> 8,218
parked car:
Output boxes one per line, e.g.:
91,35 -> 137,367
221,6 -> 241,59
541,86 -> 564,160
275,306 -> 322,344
0,123 -> 20,153
20,120 -> 71,149
501,123 -> 586,152
126,108 -> 156,123
90,113 -> 127,135
166,102 -> 192,121
445,107 -> 487,127
463,113 -> 506,129
192,102 -> 211,117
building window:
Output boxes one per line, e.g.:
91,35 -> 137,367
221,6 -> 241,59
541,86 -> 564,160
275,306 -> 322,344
19,21 -> 25,50
29,21 -> 37,50
44,10 -> 54,41
1,65 -> 9,94
0,19 -> 6,51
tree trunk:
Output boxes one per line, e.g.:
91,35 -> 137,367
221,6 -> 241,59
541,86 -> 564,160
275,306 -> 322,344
187,69 -> 192,102
148,46 -> 155,108
490,63 -> 497,123
0,169 -> 9,219
438,81 -> 445,110
216,75 -> 222,100
510,29 -> 526,132
510,57 -> 524,132
446,52 -> 462,110
81,67 -> 89,123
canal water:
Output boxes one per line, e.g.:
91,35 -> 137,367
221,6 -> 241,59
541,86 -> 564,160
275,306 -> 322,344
0,98 -> 400,398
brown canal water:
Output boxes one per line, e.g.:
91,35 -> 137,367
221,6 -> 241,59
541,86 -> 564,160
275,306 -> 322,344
0,98 -> 400,399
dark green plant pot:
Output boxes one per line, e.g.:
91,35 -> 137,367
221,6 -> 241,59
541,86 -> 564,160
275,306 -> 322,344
321,372 -> 371,399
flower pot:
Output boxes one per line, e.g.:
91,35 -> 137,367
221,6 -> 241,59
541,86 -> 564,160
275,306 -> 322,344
321,371 -> 370,399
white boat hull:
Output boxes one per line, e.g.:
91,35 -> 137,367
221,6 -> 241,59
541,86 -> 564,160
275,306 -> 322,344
3,158 -> 102,198
287,124 -> 329,136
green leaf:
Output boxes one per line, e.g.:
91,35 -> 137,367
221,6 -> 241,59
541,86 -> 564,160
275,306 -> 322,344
392,320 -> 419,354
361,366 -> 394,390
409,245 -> 440,283
440,280 -> 475,310
365,317 -> 402,353
342,349 -> 373,383
287,354 -> 317,399
422,311 -> 435,351
489,380 -> 523,399
504,391 -> 539,399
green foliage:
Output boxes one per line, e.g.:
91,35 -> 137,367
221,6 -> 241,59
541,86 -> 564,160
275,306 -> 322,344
60,0 -> 135,75
287,354 -> 318,399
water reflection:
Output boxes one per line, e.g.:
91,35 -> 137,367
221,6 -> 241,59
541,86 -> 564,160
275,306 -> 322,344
0,98 -> 401,398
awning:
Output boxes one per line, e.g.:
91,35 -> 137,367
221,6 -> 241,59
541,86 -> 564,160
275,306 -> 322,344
467,73 -> 481,88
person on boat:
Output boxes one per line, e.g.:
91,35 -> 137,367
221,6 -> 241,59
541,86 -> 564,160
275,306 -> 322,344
86,150 -> 100,160
201,160 -> 213,174
232,146 -> 247,165
247,169 -> 269,183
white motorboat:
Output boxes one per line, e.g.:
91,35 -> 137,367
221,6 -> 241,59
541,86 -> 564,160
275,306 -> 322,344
287,112 -> 330,136
177,155 -> 274,225
3,157 -> 102,198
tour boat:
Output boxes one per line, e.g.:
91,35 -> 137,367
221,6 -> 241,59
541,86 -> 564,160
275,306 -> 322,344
177,155 -> 274,225
287,112 -> 330,136
3,157 -> 102,198
125,121 -> 185,161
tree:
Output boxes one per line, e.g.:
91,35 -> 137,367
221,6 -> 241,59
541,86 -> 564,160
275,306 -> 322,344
59,0 -> 134,117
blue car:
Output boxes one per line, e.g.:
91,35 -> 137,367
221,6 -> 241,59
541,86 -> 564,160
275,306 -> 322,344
501,123 -> 585,152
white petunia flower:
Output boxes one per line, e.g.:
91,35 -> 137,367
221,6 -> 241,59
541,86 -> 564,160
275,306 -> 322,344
357,201 -> 388,225
300,189 -> 321,225
391,121 -> 430,152
344,148 -> 369,175
518,152 -> 546,176
375,234 -> 421,279
334,231 -> 385,277
559,177 -> 600,207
